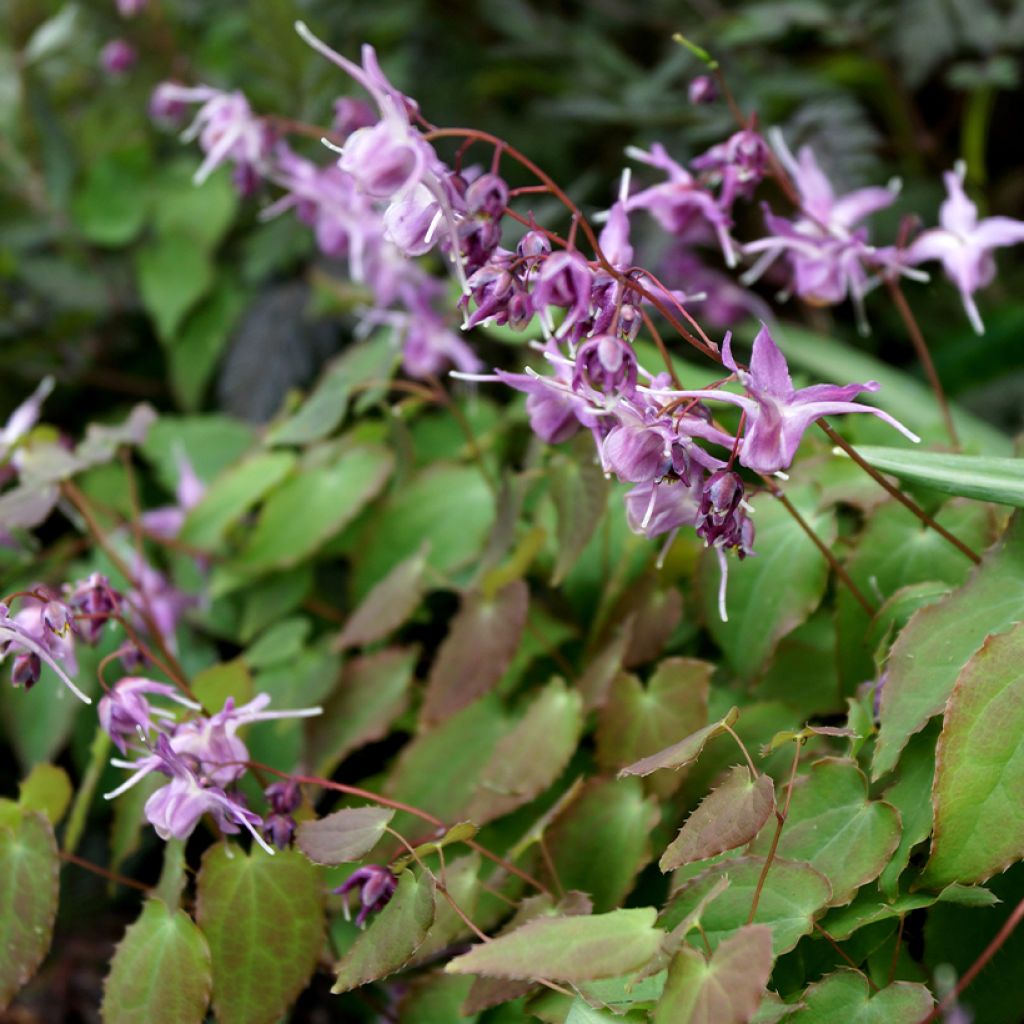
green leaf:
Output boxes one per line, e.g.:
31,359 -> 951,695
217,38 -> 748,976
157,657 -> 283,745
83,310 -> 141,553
925,622 -> 1024,885
136,232 -> 215,342
618,707 -> 740,779
243,616 -> 310,669
0,811 -> 59,1008
231,446 -> 392,575
307,647 -> 416,778
785,970 -> 934,1022
549,449 -> 608,585
331,869 -> 436,993
191,659 -> 252,716
335,546 -> 429,650
169,282 -> 248,411
101,899 -> 212,1024
446,908 -> 664,981
749,759 -> 900,905
141,415 -> 254,493
152,162 -> 238,253
774,324 -> 1012,455
465,678 -> 583,825
351,463 -> 495,598
664,857 -> 832,955
653,924 -> 774,1024
596,658 -> 712,793
195,844 -> 324,1024
546,778 -> 658,912
566,998 -> 623,1023
845,446 -> 1024,507
411,853 -> 482,962
71,148 -> 150,247
180,454 -> 299,552
702,489 -> 835,677
265,337 -> 396,446
18,763 -> 71,825
421,580 -> 529,725
386,696 -> 511,836
660,767 -> 775,872
296,806 -> 394,866
878,725 -> 937,897
874,514 -> 1024,779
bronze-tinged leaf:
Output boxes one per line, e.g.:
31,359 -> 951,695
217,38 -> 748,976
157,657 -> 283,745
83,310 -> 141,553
409,854 -> 481,963
195,844 -> 324,1024
101,899 -> 212,1024
578,616 -> 635,710
619,708 -> 740,779
420,580 -> 529,726
596,658 -> 713,795
334,546 -> 428,650
925,622 -> 1024,886
550,450 -> 608,585
654,924 -> 774,1024
466,679 -> 583,825
295,806 -> 394,866
660,768 -> 776,872
462,892 -> 592,1014
445,908 -> 663,982
622,584 -> 684,668
786,970 -> 935,1022
0,811 -> 59,1009
331,869 -> 436,993
306,647 -> 416,778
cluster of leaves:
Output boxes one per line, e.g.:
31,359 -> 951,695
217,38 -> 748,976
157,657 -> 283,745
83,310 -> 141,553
2,2 -> 1024,1024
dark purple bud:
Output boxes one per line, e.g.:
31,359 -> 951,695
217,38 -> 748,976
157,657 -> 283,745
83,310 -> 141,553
616,303 -> 643,342
688,75 -> 717,105
264,813 -> 296,849
517,230 -> 551,265
232,162 -> 262,197
334,865 -> 398,927
264,780 -> 301,816
573,334 -> 638,398
66,574 -> 121,645
507,289 -> 534,330
466,173 -> 509,219
118,641 -> 148,672
697,469 -> 751,551
100,39 -> 137,77
11,652 -> 41,689
149,82 -> 188,124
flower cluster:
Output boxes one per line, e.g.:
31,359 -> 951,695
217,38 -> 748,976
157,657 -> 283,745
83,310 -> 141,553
101,686 -> 321,852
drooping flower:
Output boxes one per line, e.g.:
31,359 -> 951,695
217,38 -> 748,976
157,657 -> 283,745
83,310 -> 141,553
657,325 -> 919,475
334,864 -> 398,926
65,573 -> 121,645
688,75 -> 717,105
98,676 -> 200,753
905,162 -> 1024,334
100,39 -> 137,77
140,449 -> 205,541
262,780 -> 302,849
0,599 -> 88,702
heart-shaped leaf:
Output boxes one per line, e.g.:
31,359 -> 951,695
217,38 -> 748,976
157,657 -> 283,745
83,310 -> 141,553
786,970 -> 934,1022
296,806 -> 394,866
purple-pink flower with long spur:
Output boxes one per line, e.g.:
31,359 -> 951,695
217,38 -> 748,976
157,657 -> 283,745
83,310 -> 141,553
656,324 -> 919,475
905,162 -> 1024,335
0,597 -> 87,702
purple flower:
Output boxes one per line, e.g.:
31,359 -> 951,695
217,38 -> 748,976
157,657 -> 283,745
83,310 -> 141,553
140,736 -> 272,852
531,251 -> 594,335
334,865 -> 398,926
659,325 -> 918,475
573,334 -> 638,398
0,598 -> 86,701
100,39 -> 137,77
116,0 -> 147,16
743,131 -> 901,323
692,129 -> 771,209
905,163 -> 1024,334
400,308 -> 481,378
98,676 -> 200,753
332,96 -> 376,137
624,478 -> 702,539
625,143 -> 737,266
339,120 -> 433,200
65,573 -> 121,645
262,781 -> 302,849
688,75 -> 717,105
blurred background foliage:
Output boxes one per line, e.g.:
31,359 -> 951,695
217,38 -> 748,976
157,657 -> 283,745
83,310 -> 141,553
3,0 -> 1024,434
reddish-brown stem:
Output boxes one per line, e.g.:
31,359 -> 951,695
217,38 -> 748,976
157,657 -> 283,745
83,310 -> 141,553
723,723 -> 759,781
812,921 -> 879,989
250,764 -> 551,896
423,126 -> 717,362
818,422 -> 981,564
748,738 -> 802,924
60,481 -> 197,687
59,849 -> 151,893
769,487 -> 876,616
885,279 -> 960,450
918,893 -> 1024,1023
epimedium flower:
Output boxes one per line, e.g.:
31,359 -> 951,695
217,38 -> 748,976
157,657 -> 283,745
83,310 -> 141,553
140,449 -> 204,541
334,865 -> 398,927
657,324 -> 919,475
98,676 -> 201,753
100,39 -> 137,77
905,162 -> 1024,335
0,599 -> 88,702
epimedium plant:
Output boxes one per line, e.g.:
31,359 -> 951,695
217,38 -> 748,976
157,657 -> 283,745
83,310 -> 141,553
2,7 -> 1024,1024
